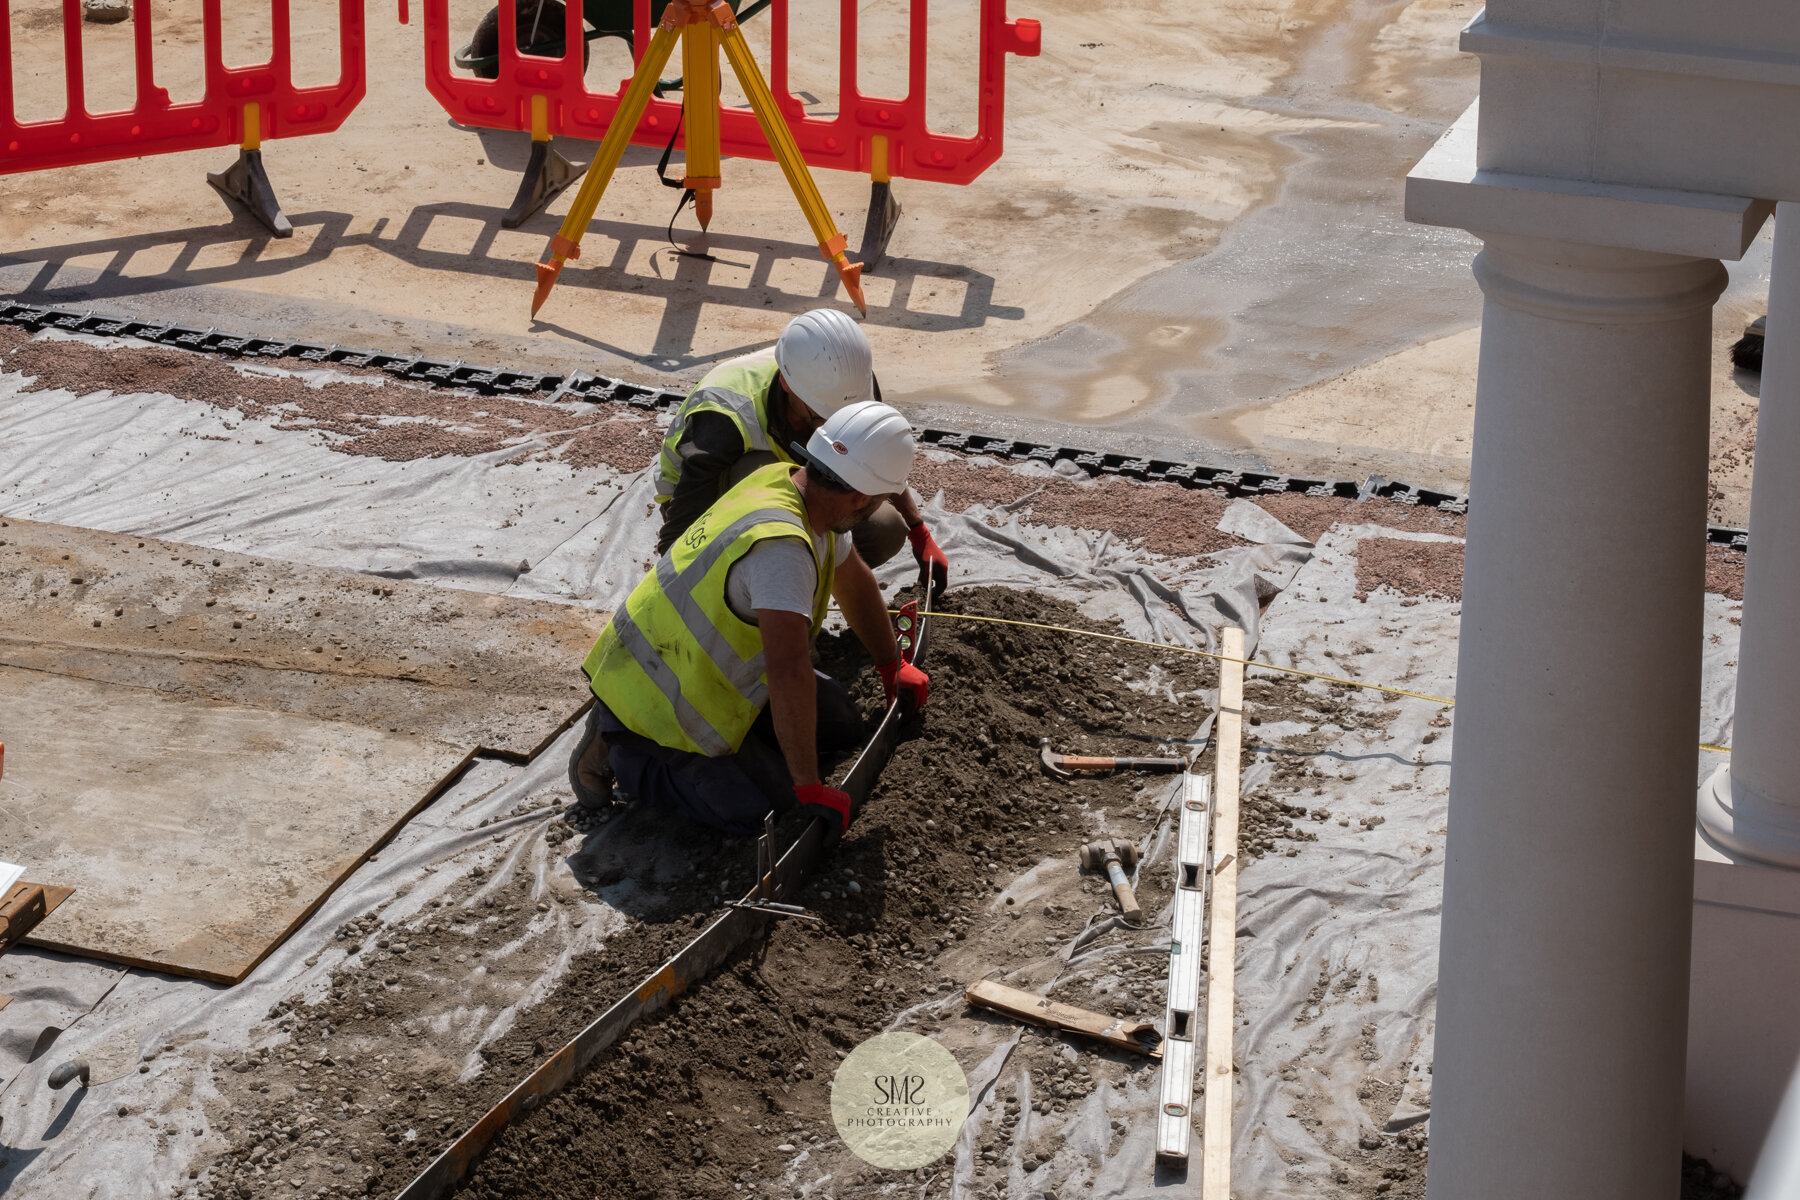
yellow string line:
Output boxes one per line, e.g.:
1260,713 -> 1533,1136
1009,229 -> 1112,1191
875,607 -> 1736,755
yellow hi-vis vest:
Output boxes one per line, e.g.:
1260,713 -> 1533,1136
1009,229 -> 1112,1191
583,462 -> 834,756
654,351 -> 796,506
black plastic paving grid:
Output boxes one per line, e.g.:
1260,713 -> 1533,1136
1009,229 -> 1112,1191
0,300 -> 1751,551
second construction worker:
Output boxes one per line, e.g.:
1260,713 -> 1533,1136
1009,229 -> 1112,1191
655,308 -> 950,594
571,400 -> 932,837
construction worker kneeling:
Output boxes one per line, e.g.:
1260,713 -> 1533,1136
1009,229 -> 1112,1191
655,308 -> 949,594
570,400 -> 931,837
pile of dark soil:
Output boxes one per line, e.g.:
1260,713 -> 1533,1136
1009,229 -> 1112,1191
444,586 -> 1220,1199
0,336 -> 662,470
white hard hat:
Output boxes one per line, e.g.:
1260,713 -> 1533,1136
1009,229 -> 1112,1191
774,308 -> 874,417
799,400 -> 915,497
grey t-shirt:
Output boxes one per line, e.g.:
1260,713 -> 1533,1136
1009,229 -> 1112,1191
724,530 -> 852,624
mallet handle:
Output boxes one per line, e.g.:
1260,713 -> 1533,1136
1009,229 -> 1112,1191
1060,754 -> 1183,772
1105,861 -> 1143,922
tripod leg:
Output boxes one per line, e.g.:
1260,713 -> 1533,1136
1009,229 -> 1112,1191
712,4 -> 866,314
680,20 -> 722,230
531,8 -> 685,317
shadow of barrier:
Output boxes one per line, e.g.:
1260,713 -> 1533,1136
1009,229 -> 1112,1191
0,0 -> 367,238
0,201 -> 1024,370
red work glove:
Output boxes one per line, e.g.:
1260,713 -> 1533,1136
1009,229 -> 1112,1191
906,520 -> 949,597
879,658 -> 931,711
796,782 -> 854,841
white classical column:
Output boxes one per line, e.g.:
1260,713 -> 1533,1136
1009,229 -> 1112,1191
1699,201 -> 1800,867
1429,235 -> 1724,1200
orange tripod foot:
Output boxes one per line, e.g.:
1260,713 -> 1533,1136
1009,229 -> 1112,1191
531,236 -> 584,318
531,259 -> 564,318
832,256 -> 867,315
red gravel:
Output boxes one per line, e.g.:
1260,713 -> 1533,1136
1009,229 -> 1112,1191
0,336 -> 661,471
910,456 -> 1248,558
1255,493 -> 1466,543
1705,545 -> 1745,600
1354,537 -> 1465,601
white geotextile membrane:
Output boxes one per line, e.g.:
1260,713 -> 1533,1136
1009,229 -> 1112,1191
0,332 -> 1743,1198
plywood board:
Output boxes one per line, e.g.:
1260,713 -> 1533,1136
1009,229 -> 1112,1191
0,518 -> 609,760
1201,626 -> 1246,1200
0,666 -> 469,983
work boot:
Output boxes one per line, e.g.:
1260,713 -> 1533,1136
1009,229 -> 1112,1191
83,0 -> 130,23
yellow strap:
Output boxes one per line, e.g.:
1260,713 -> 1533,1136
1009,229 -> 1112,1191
871,607 -> 1735,754
242,102 -> 261,151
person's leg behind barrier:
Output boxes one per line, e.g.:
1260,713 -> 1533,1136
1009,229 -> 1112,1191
851,502 -> 909,569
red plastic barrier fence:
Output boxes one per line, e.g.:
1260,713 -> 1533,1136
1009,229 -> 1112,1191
0,0 -> 366,175
417,0 -> 1039,186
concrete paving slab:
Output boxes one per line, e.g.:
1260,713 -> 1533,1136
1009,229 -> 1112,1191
0,663 -> 470,983
0,516 -> 609,760
0,516 -> 611,982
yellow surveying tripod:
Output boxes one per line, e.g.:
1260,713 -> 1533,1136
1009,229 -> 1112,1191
529,0 -> 867,316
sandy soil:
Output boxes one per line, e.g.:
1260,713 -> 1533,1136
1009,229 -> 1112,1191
0,0 -> 1487,483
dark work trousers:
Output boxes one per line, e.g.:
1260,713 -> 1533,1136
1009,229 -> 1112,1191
577,671 -> 867,837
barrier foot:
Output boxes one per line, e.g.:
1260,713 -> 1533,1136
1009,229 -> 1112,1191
857,180 -> 902,272
502,140 -> 589,230
207,149 -> 294,239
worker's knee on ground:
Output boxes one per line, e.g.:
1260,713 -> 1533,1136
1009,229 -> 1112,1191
609,734 -> 790,837
852,504 -> 909,568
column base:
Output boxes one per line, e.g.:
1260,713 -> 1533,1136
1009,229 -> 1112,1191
1697,762 -> 1800,869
